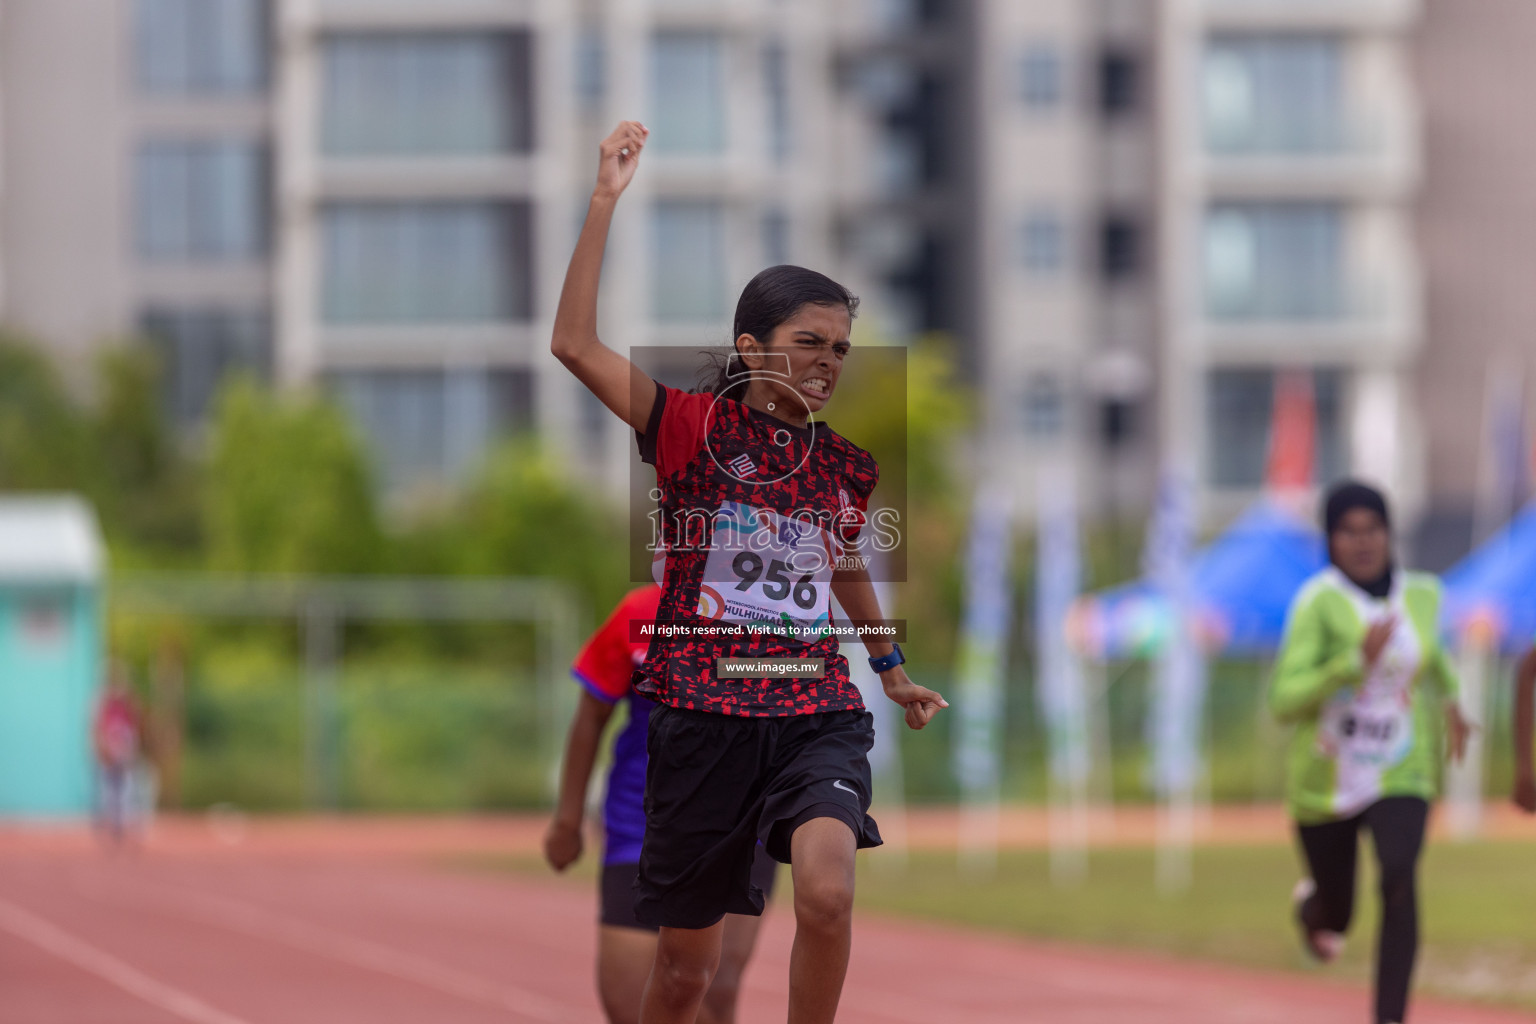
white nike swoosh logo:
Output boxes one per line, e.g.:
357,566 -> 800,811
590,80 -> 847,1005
832,779 -> 857,797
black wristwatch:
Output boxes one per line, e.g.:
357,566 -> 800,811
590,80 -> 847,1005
868,643 -> 905,674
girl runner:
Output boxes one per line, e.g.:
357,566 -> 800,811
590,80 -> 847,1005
1513,638 -> 1535,814
1271,481 -> 1471,1024
546,584 -> 777,1024
93,662 -> 145,846
551,121 -> 946,1024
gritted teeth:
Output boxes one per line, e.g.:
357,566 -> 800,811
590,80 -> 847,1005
802,377 -> 830,396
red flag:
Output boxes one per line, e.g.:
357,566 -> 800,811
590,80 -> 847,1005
1266,370 -> 1315,493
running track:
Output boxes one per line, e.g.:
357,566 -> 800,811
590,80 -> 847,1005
1,819 -> 1531,1024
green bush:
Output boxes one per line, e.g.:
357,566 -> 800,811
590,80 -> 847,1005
175,657 -> 549,812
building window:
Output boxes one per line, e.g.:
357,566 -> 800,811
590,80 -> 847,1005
575,29 -> 606,112
762,208 -> 790,267
1020,44 -> 1064,109
140,308 -> 271,425
1022,372 -> 1066,438
1204,202 -> 1342,320
1099,215 -> 1142,282
874,127 -> 924,196
137,139 -> 268,262
1099,398 -> 1136,449
871,0 -> 924,30
321,202 -> 533,323
764,42 -> 792,163
332,368 -> 535,489
1204,35 -> 1342,154
321,32 -> 532,156
137,0 -> 269,95
1098,50 -> 1140,118
652,200 -> 726,323
1020,211 -> 1066,275
1207,368 -> 1345,488
651,32 -> 725,155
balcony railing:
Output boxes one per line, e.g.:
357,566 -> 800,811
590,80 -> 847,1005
1204,114 -> 1396,159
1199,272 -> 1420,357
1201,0 -> 1420,30
1205,277 -> 1398,324
1201,109 -> 1419,196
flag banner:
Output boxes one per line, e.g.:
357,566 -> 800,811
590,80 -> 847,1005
1265,369 -> 1315,498
952,483 -> 1012,803
1035,461 -> 1090,789
1144,469 -> 1207,798
1474,358 -> 1530,547
842,549 -> 902,784
1490,368 -> 1530,520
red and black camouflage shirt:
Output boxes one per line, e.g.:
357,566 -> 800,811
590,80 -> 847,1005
635,381 -> 879,717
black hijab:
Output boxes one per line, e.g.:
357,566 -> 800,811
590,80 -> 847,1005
1322,481 -> 1394,598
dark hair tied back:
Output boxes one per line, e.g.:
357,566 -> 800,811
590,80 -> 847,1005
1322,480 -> 1391,536
695,265 -> 859,395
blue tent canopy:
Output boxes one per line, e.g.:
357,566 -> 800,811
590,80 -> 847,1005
1443,501 -> 1536,655
1070,501 -> 1327,659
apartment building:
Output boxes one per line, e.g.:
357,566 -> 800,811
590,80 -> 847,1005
274,0 -> 568,492
951,0 -> 1424,522
1,0 -> 271,397
828,0 -> 980,353
969,0 -> 1160,518
8,0 -> 1514,543
1412,0 -> 1536,567
0,0 -> 856,497
1158,0 -> 1424,521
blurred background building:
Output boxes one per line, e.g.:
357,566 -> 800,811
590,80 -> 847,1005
0,0 -> 1530,561
1163,0 -> 1423,521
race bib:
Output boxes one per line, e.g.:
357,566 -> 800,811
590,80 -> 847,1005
1319,690 -> 1413,770
699,501 -> 840,640
1318,582 -> 1419,773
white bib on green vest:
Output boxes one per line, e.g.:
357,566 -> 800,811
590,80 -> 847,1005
1315,567 -> 1421,816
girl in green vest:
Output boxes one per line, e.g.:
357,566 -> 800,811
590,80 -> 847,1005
1271,482 -> 1471,1024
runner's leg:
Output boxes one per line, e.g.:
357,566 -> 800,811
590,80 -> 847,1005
1364,796 -> 1429,1024
598,925 -> 659,1024
102,767 -> 128,845
700,846 -> 776,1024
699,914 -> 766,1024
1296,812 -> 1360,936
787,816 -> 857,1024
640,921 -> 725,1024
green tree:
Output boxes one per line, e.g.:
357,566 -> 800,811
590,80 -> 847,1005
0,333 -> 96,490
450,438 -> 628,610
829,336 -> 972,664
91,344 -> 201,554
203,378 -> 383,574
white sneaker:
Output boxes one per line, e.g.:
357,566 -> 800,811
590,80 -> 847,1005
1291,878 -> 1345,963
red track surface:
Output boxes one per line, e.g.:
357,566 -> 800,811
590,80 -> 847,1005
1,819 -> 1531,1024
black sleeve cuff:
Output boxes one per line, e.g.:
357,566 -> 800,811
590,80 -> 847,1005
636,379 -> 667,467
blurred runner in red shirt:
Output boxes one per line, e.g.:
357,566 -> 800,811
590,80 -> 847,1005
93,662 -> 144,846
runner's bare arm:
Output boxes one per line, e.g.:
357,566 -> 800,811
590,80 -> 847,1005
551,121 -> 657,434
544,692 -> 617,871
832,567 -> 948,730
1514,646 -> 1536,814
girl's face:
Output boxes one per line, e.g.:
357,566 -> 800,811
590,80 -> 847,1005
737,303 -> 852,420
1330,507 -> 1391,586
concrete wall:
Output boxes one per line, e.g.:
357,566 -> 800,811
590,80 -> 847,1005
1412,0 -> 1536,562
0,0 -> 130,367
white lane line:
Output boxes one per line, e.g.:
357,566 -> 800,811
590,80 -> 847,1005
74,876 -> 590,1024
0,896 -> 256,1024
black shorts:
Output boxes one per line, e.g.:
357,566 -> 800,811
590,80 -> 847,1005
601,844 -> 779,932
634,704 -> 882,930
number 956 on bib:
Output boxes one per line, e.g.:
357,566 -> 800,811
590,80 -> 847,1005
699,501 -> 842,640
